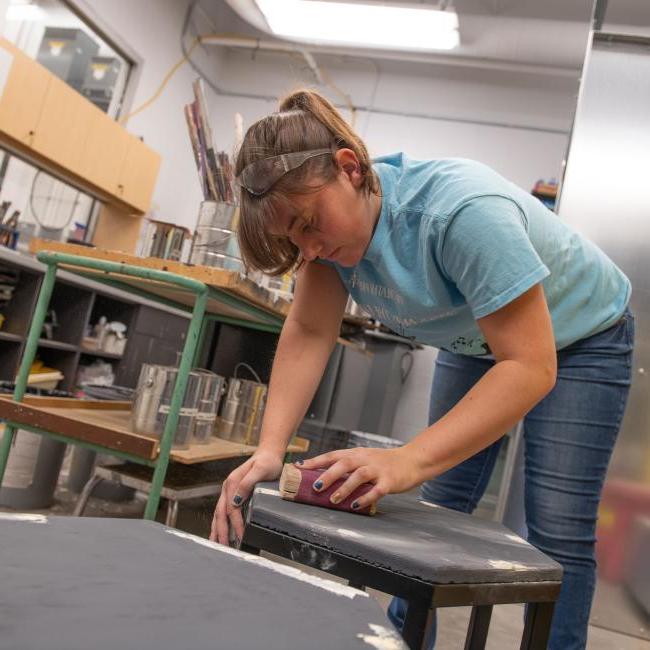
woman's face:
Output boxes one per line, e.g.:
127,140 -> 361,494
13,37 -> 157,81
269,167 -> 380,267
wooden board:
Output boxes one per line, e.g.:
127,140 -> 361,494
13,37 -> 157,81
0,398 -> 157,459
27,240 -> 380,332
68,274 -> 282,326
170,435 -> 309,465
29,239 -> 290,321
0,396 -> 308,465
11,396 -> 132,410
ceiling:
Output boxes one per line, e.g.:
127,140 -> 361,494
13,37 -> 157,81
194,0 -> 650,79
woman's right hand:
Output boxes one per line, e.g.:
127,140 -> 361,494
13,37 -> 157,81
210,448 -> 284,545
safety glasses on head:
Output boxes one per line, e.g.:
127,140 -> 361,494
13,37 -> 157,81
237,148 -> 332,196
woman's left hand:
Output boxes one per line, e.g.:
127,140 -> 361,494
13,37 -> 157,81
297,445 -> 424,511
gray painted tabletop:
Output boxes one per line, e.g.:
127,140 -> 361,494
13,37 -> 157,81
0,514 -> 406,650
247,484 -> 563,585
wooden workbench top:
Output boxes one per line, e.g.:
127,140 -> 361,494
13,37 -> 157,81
29,239 -> 290,324
0,396 -> 307,464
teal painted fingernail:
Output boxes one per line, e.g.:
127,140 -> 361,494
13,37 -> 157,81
313,480 -> 323,491
233,495 -> 243,505
351,501 -> 360,510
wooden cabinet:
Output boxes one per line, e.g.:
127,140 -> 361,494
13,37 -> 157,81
0,47 -> 50,146
0,38 -> 160,218
79,106 -> 131,197
92,204 -> 144,253
118,135 -> 161,213
32,76 -> 94,175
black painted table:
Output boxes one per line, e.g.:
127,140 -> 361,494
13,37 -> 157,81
0,513 -> 407,650
242,485 -> 563,650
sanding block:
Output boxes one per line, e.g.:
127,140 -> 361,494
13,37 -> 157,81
279,463 -> 377,515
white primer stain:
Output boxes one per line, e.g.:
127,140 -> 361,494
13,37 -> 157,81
255,487 -> 281,497
166,529 -> 367,600
0,513 -> 47,523
505,533 -> 527,545
336,528 -> 363,539
488,559 -> 528,570
357,623 -> 405,649
417,500 -> 441,509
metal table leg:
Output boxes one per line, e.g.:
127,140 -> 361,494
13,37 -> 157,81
520,601 -> 555,650
0,264 -> 57,487
402,599 -> 434,650
165,499 -> 180,527
144,288 -> 208,520
73,472 -> 103,516
464,605 -> 493,650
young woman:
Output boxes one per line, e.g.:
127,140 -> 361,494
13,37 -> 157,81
209,89 -> 633,650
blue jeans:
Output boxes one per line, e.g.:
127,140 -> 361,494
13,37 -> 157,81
388,309 -> 634,650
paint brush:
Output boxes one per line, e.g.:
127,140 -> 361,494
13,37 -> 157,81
184,104 -> 208,199
279,463 -> 377,515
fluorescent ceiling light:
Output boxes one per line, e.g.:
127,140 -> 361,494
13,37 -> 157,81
7,1 -> 44,22
255,0 -> 459,51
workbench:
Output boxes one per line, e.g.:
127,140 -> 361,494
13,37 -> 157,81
0,514 -> 406,650
242,484 -> 563,650
0,245 -> 303,521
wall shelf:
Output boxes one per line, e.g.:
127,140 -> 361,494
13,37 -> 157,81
0,331 -> 22,342
0,248 -> 192,393
79,348 -> 124,360
38,339 -> 78,352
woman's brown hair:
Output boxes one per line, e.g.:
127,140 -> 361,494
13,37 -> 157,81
235,89 -> 379,276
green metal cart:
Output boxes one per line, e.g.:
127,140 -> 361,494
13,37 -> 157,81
0,251 -> 285,520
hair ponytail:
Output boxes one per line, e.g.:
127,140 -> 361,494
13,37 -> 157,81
277,89 -> 377,193
235,88 -> 379,275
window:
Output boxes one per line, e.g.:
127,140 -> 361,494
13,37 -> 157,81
3,0 -> 131,117
0,0 -> 134,245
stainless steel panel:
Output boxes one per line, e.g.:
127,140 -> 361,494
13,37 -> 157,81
558,34 -> 650,482
557,33 -> 650,638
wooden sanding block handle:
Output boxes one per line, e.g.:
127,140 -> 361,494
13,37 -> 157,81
278,463 -> 377,515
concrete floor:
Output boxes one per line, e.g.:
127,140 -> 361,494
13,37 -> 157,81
2,480 -> 649,650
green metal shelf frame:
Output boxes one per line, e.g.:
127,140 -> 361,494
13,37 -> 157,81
0,251 -> 285,520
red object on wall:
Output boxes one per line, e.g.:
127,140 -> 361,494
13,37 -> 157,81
596,478 -> 650,582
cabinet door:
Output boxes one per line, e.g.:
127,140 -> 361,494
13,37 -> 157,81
31,76 -> 93,175
0,46 -> 50,146
78,107 -> 130,194
118,135 -> 161,212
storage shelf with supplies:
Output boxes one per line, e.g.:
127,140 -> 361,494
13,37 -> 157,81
0,247 -> 297,521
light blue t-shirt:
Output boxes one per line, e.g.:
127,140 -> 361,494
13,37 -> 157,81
330,153 -> 630,355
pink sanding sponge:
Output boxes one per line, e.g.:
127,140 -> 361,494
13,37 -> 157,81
278,463 -> 377,515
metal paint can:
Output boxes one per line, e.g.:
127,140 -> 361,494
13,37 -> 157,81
190,201 -> 242,270
131,364 -> 168,435
155,368 -> 203,449
217,377 -> 268,446
192,370 -> 226,444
